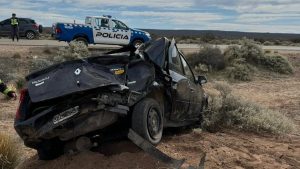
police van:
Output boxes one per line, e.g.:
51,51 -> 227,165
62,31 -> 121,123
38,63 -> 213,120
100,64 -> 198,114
54,15 -> 151,47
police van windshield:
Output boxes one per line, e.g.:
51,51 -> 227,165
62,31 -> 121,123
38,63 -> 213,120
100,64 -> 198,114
112,20 -> 128,30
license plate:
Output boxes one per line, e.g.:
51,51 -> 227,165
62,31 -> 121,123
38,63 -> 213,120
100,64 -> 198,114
53,106 -> 79,125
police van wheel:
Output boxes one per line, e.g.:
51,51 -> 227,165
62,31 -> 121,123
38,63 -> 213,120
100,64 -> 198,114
74,37 -> 88,46
26,31 -> 35,40
132,39 -> 143,49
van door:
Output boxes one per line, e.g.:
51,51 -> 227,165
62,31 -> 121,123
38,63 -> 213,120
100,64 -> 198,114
110,20 -> 131,45
92,17 -> 111,44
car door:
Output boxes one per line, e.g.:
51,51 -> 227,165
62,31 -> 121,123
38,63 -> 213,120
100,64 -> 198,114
92,17 -> 112,44
179,54 -> 204,119
18,18 -> 27,36
0,19 -> 11,36
168,39 -> 192,121
110,19 -> 131,45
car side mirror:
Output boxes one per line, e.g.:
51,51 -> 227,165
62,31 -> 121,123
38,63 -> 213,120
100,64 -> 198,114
197,76 -> 207,85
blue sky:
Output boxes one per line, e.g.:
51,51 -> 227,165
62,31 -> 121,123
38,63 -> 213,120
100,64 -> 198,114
1,0 -> 300,33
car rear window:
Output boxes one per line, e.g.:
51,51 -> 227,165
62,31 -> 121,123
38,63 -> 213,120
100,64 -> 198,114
29,19 -> 36,24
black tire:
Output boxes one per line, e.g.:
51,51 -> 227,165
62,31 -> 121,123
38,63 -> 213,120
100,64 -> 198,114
26,31 -> 35,40
132,98 -> 163,145
39,25 -> 43,33
132,39 -> 144,49
74,37 -> 88,46
37,138 -> 64,160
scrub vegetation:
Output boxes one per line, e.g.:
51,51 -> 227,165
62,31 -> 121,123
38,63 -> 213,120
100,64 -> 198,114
186,38 -> 294,81
202,82 -> 295,134
0,133 -> 20,169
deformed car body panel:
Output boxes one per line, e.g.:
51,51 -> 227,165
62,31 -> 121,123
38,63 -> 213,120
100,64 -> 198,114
27,59 -> 126,103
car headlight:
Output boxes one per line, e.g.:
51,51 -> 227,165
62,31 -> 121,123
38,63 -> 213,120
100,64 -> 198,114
145,32 -> 151,37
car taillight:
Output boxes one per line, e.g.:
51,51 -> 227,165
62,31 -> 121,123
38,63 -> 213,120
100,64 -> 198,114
56,28 -> 62,34
33,24 -> 38,30
16,89 -> 28,121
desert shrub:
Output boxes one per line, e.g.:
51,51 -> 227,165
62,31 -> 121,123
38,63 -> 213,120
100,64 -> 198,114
0,133 -> 20,169
264,50 -> 272,54
224,45 -> 241,65
186,45 -> 225,70
227,64 -> 252,81
224,39 -> 294,76
239,38 -> 264,63
259,54 -> 294,74
43,46 -> 52,54
29,58 -> 54,73
55,41 -> 90,62
202,82 -> 295,134
12,53 -> 21,59
263,41 -> 274,46
0,57 -> 22,82
195,64 -> 209,73
15,77 -> 26,90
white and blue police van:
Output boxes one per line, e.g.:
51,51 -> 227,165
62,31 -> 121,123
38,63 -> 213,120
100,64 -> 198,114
53,15 -> 151,47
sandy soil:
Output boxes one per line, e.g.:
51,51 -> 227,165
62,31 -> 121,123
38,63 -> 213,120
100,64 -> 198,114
0,46 -> 299,169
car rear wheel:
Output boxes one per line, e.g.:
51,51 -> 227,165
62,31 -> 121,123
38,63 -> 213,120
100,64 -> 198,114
74,37 -> 88,46
132,98 -> 163,145
26,31 -> 35,40
37,138 -> 64,160
132,39 -> 144,49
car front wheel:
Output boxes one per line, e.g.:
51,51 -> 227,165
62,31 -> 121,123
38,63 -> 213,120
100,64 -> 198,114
132,98 -> 163,145
26,31 -> 35,40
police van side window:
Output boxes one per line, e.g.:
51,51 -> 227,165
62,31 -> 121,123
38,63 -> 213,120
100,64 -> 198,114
95,18 -> 109,28
112,20 -> 128,30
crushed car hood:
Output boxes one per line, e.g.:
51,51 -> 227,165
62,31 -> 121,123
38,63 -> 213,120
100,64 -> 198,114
143,37 -> 169,68
26,58 -> 124,103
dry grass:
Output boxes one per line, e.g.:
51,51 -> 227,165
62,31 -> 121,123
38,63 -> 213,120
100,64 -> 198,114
202,82 -> 296,134
0,133 -> 20,169
54,41 -> 90,62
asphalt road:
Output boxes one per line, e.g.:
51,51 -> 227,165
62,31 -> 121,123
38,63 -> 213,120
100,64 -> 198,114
1,38 -> 300,52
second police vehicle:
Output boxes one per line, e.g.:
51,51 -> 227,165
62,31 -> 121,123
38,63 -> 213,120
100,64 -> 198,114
53,15 -> 151,47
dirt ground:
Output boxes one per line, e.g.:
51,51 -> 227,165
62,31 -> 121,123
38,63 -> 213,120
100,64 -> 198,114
0,45 -> 299,169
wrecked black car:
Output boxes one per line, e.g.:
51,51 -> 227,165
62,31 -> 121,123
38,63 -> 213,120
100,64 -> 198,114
14,37 -> 208,160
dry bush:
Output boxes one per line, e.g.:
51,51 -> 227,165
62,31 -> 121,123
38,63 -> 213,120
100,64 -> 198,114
54,41 -> 90,62
12,53 -> 21,59
239,38 -> 264,64
224,45 -> 241,65
263,41 -> 274,46
43,46 -> 52,54
29,58 -> 54,73
0,57 -> 22,82
226,64 -> 252,81
259,54 -> 294,74
0,133 -> 20,169
202,82 -> 295,134
186,45 -> 225,70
